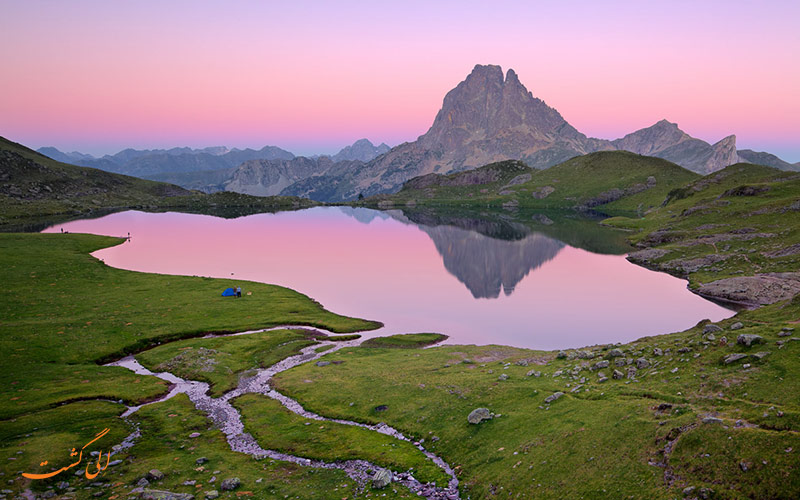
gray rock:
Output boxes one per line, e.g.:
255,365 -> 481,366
108,459 -> 122,467
723,353 -> 748,364
683,486 -> 696,497
614,358 -> 626,367
612,369 -> 624,380
526,369 -> 541,377
576,350 -> 595,359
498,373 -> 509,381
751,351 -> 770,360
594,360 -> 609,369
515,359 -> 529,367
730,322 -> 744,330
139,490 -> 194,500
627,367 -> 638,379
372,469 -> 393,489
56,482 -> 69,490
737,334 -> 764,347
467,408 -> 492,424
204,492 -> 219,500
146,470 -> 164,481
702,416 -> 723,424
544,392 -> 564,404
703,324 -> 723,334
704,333 -> 716,341
196,457 -> 209,465
607,349 -> 624,358
698,487 -> 714,499
556,351 -> 567,359
220,478 -> 240,491
653,348 -> 663,356
778,330 -> 792,337
636,358 -> 650,369
189,432 -> 201,438
137,478 -> 150,488
315,360 -> 330,367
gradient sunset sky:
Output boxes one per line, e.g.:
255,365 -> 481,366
1,0 -> 798,161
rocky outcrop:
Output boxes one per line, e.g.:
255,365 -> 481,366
696,272 -> 800,306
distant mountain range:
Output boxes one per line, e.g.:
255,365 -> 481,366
36,139 -> 389,193
38,64 -> 797,202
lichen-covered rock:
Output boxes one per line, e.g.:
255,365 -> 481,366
544,392 -> 564,404
371,469 -> 393,489
220,478 -> 240,491
737,334 -> 764,347
468,407 -> 492,424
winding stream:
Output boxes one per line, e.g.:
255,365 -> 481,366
106,327 -> 460,499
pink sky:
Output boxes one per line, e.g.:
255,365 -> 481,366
1,0 -> 798,161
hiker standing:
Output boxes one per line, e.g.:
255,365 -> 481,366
236,286 -> 242,298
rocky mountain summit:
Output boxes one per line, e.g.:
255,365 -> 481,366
233,64 -> 792,202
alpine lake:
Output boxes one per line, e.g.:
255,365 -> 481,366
43,206 -> 734,350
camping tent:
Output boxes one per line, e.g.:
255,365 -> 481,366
221,288 -> 236,297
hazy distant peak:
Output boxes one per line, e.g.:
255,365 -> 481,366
331,138 -> 390,162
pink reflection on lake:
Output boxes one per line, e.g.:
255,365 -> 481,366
43,208 -> 733,349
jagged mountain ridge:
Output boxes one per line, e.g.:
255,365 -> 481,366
274,65 -> 794,201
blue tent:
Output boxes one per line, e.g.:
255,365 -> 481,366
221,287 -> 236,297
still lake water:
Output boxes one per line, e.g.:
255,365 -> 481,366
44,207 -> 733,349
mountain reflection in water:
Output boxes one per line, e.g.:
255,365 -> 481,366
43,206 -> 733,349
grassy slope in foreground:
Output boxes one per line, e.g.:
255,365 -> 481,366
0,233 -> 380,420
366,151 -> 699,216
0,136 -> 318,230
274,301 -> 800,499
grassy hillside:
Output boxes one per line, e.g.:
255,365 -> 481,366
366,151 -> 700,216
605,163 -> 800,304
0,137 -> 318,230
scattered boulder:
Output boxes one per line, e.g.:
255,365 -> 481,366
703,324 -> 723,334
723,353 -> 748,364
196,457 -> 209,465
636,358 -> 650,370
607,349 -> 624,358
532,186 -> 555,199
204,492 -> 219,500
730,322 -> 744,330
526,369 -> 541,377
751,351 -> 770,360
702,416 -> 723,425
594,360 -> 609,369
137,478 -> 150,488
556,351 -> 567,359
468,408 -> 492,424
498,374 -> 509,381
315,360 -> 331,367
515,359 -> 529,367
372,469 -> 393,489
220,478 -> 240,491
737,334 -> 764,347
627,367 -> 638,379
612,369 -> 624,380
146,470 -> 164,482
189,432 -> 201,438
653,348 -> 663,356
544,392 -> 564,404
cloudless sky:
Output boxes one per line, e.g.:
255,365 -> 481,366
1,0 -> 798,160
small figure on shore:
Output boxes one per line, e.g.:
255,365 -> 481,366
60,228 -> 63,233
236,286 -> 242,298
